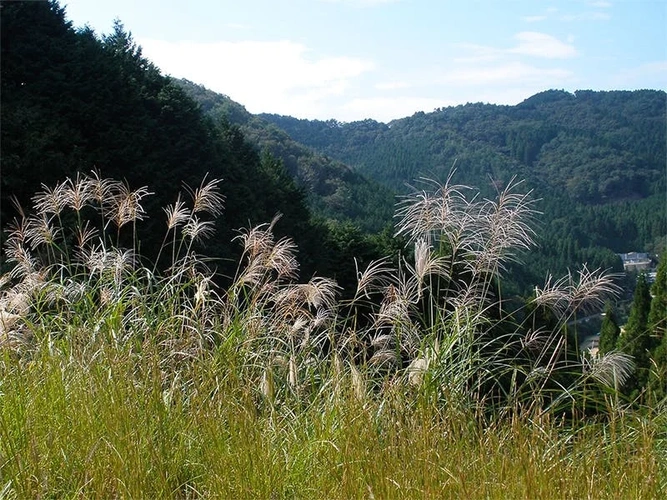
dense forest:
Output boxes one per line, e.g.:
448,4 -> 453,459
0,1 -> 394,289
175,79 -> 395,233
260,90 -> 666,284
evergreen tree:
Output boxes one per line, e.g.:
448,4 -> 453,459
598,303 -> 620,355
648,252 -> 667,342
0,0 -> 335,281
618,273 -> 653,398
647,253 -> 667,399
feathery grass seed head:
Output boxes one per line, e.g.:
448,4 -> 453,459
187,176 -> 225,217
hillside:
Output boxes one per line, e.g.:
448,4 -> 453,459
3,1 -> 665,295
0,1 -> 391,283
260,90 -> 666,280
176,79 -> 395,232
262,90 -> 665,203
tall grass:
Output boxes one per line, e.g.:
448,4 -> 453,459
0,172 -> 664,498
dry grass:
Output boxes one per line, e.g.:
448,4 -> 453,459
0,172 -> 664,497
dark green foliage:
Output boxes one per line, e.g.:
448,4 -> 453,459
176,79 -> 395,233
260,90 -> 665,290
599,303 -> 621,355
0,1 -> 333,280
647,253 -> 667,399
3,0 -> 663,304
618,273 -> 653,398
316,220 -> 403,298
648,252 -> 667,341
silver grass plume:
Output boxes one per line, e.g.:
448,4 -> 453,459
353,257 -> 396,301
63,173 -> 94,212
469,177 -> 537,274
186,175 -> 225,217
183,216 -> 216,243
584,351 -> 635,388
25,214 -> 58,248
534,265 -> 621,319
110,183 -> 152,229
394,173 -> 471,245
31,181 -> 68,216
163,193 -> 191,230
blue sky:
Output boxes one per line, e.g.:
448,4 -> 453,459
62,0 -> 666,122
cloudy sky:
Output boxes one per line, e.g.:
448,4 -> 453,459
62,0 -> 666,122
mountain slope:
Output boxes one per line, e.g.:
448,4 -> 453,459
0,1 -> 330,278
176,79 -> 395,232
260,90 -> 666,280
261,89 -> 665,203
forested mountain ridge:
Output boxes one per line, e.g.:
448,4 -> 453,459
260,90 -> 666,280
2,1 -> 664,294
261,89 -> 665,204
175,79 -> 394,232
0,1 -> 394,284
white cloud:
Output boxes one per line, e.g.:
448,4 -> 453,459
375,81 -> 411,90
522,15 -> 547,23
455,32 -> 577,63
509,32 -> 578,59
559,11 -> 611,21
611,60 -> 667,88
524,4 -> 611,23
344,60 -> 577,122
452,43 -> 503,63
438,62 -> 573,86
137,38 -> 374,117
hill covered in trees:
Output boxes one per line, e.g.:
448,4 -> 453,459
0,1 -> 394,286
2,1 -> 665,295
261,90 -> 666,282
174,74 -> 666,290
175,79 -> 395,233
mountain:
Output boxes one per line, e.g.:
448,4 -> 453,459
259,90 -> 666,281
0,1 -> 371,282
261,90 -> 665,204
3,1 -> 664,295
176,79 -> 394,233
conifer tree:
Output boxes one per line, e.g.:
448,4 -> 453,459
648,252 -> 666,343
598,303 -> 620,355
618,273 -> 652,398
647,253 -> 667,399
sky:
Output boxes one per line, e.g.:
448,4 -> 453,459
62,0 -> 666,123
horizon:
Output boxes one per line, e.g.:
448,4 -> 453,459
62,0 -> 666,123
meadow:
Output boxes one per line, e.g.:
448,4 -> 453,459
0,173 -> 664,498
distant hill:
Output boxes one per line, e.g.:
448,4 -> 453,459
176,79 -> 394,233
261,89 -> 665,204
174,79 -> 666,287
259,90 -> 666,280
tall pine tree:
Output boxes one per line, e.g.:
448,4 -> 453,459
648,252 -> 667,343
647,253 -> 667,399
598,303 -> 620,355
618,273 -> 652,398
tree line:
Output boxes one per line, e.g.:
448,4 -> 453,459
0,0 -> 395,291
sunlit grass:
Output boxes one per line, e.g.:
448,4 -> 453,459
1,172 -> 664,497
0,340 -> 664,498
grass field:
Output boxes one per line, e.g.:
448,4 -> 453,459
1,174 -> 664,498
